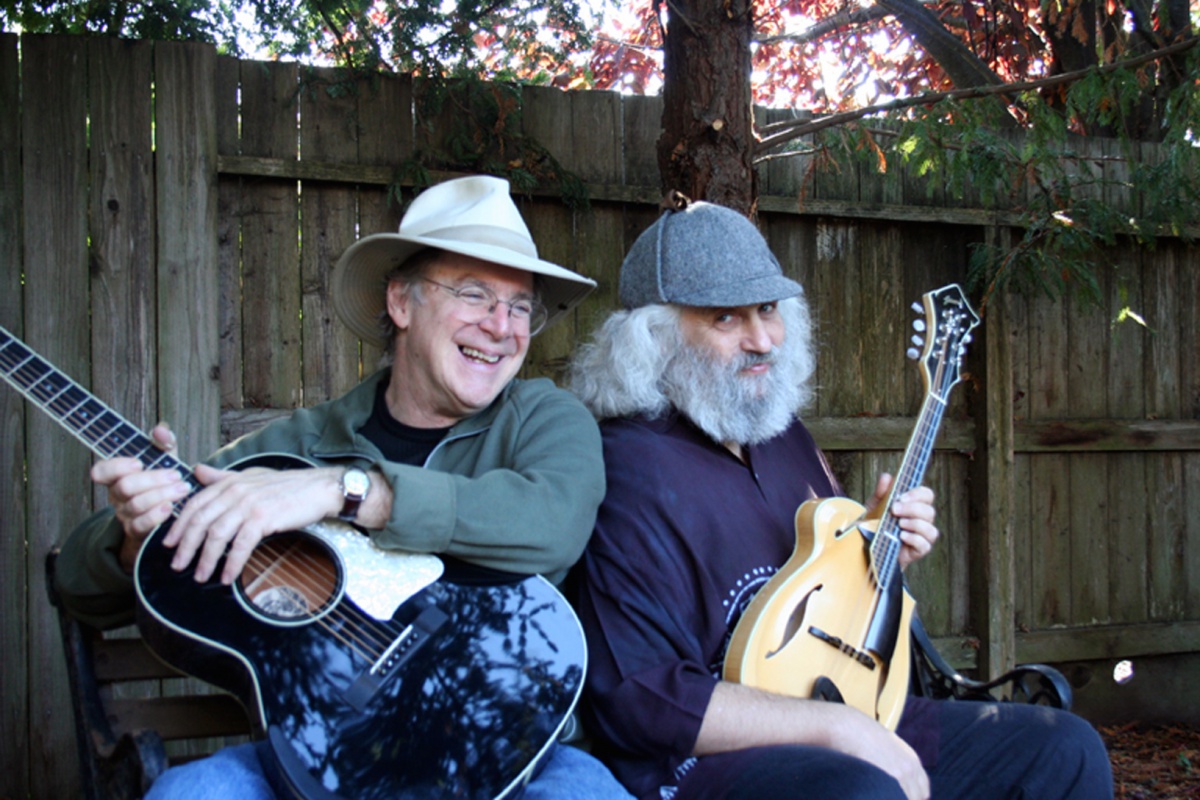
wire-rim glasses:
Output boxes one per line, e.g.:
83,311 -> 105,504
421,277 -> 549,336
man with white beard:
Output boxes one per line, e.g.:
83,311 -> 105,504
567,196 -> 1112,800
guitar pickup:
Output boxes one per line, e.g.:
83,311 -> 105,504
808,626 -> 876,670
342,604 -> 449,712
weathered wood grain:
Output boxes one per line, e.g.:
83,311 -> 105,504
19,33 -> 91,800
154,41 -> 220,463
240,60 -> 301,409
299,66 -> 361,404
0,30 -> 29,800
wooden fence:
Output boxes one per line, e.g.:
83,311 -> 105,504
2,32 -> 1198,799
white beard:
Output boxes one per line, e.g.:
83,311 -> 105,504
663,335 -> 807,447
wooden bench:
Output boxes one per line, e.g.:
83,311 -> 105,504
45,549 -> 254,800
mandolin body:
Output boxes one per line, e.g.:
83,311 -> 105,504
723,496 -> 913,731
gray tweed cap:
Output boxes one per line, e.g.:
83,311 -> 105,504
619,199 -> 803,309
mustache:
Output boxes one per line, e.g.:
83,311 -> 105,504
733,350 -> 777,371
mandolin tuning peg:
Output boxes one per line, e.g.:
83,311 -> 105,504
906,347 -> 920,360
911,301 -> 923,314
911,335 -> 924,347
912,319 -> 926,332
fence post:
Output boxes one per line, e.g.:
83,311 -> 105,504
969,225 -> 1017,682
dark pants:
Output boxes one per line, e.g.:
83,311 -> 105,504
674,699 -> 1113,800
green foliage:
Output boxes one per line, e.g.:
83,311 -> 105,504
0,0 -> 248,47
821,49 -> 1200,312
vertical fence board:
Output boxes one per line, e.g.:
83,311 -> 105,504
1144,247 -> 1185,620
812,221 -> 866,498
0,30 -> 28,800
240,60 -> 301,408
521,87 -> 577,381
217,55 -> 244,409
154,41 -> 220,463
813,222 -> 863,418
1107,248 -> 1148,624
87,38 -> 157,477
1027,283 -> 1071,628
1067,270 -> 1111,623
1181,251 -> 1200,618
354,73 -> 412,373
564,91 -> 624,375
299,66 -> 361,404
622,94 -> 662,188
21,33 -> 91,800
970,227 -> 1015,680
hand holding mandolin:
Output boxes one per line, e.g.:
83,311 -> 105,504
865,472 -> 939,570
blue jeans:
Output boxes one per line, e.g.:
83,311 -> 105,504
146,740 -> 632,799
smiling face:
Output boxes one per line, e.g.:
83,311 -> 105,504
385,254 -> 535,428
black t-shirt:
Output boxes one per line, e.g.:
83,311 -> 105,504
357,380 -> 451,466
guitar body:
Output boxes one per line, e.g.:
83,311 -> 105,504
723,497 -> 913,731
134,455 -> 585,800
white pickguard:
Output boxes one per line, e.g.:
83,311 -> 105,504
307,520 -> 445,621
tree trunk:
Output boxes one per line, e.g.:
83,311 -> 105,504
657,0 -> 757,214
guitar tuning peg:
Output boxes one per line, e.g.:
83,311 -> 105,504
906,347 -> 920,360
912,320 -> 926,332
911,335 -> 923,347
911,301 -> 923,314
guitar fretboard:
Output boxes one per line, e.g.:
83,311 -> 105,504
0,325 -> 201,494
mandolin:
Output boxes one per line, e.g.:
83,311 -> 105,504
723,284 -> 979,730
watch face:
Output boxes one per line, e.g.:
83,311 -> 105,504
343,468 -> 370,498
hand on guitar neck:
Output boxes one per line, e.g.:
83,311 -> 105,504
863,472 -> 940,571
96,422 -> 391,585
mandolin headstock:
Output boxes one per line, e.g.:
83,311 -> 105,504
906,284 -> 980,403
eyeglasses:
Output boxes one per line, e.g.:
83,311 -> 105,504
421,278 -> 549,335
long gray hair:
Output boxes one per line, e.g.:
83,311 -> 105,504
568,295 -> 817,424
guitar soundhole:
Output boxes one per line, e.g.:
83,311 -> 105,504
236,532 -> 342,624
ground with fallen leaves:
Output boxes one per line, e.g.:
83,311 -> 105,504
1101,722 -> 1200,798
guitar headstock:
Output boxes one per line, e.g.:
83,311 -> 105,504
906,284 -> 980,402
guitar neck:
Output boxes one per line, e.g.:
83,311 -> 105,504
0,325 -> 199,490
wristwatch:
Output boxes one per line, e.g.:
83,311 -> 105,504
338,467 -> 371,522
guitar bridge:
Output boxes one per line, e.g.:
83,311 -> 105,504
342,604 -> 449,712
808,626 -> 876,669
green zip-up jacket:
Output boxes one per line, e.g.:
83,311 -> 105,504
54,369 -> 606,629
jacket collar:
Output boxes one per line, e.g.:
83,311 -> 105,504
312,368 -> 516,458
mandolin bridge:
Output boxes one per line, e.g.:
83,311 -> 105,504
808,626 -> 876,669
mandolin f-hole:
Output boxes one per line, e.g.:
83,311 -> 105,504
766,585 -> 822,659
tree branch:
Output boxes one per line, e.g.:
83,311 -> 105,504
754,36 -> 1200,157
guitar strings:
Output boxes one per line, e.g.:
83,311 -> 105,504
241,538 -> 416,664
848,342 -> 954,660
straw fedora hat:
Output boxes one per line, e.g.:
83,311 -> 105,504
332,175 -> 596,347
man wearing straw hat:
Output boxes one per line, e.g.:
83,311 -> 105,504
54,175 -> 631,799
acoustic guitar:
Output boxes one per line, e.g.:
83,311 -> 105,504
0,325 -> 585,799
723,284 -> 979,730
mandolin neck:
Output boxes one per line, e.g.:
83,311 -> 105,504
869,389 -> 947,589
